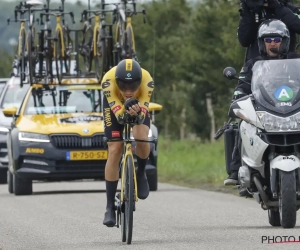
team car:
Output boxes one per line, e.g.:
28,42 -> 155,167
3,77 -> 162,195
0,77 -> 30,184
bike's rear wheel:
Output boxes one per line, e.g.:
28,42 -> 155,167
44,30 -> 53,82
123,27 -> 133,59
106,26 -> 114,70
20,29 -> 26,87
27,29 -> 35,84
63,29 -> 71,74
114,23 -> 123,65
54,30 -> 64,83
125,156 -> 134,244
80,27 -> 93,72
37,30 -> 45,78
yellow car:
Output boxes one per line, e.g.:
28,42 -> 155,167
3,77 -> 162,195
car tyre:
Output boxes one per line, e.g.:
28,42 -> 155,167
13,174 -> 32,195
0,168 -> 7,184
7,171 -> 13,194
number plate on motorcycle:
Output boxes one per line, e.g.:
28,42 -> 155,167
66,150 -> 108,160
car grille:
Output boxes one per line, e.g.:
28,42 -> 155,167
50,134 -> 105,149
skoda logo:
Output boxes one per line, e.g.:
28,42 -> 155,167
82,128 -> 90,134
274,86 -> 294,102
127,73 -> 131,77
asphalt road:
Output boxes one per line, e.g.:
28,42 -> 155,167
0,181 -> 300,250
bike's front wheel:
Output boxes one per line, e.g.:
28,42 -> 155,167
94,31 -> 107,81
120,201 -> 126,242
80,26 -> 93,72
19,29 -> 27,87
54,30 -> 64,83
123,27 -> 134,59
27,29 -> 35,84
124,155 -> 134,244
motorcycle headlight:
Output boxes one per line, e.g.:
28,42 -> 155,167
18,132 -> 50,142
256,111 -> 300,132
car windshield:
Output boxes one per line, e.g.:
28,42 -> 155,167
24,85 -> 103,115
1,84 -> 30,109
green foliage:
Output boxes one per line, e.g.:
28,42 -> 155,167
157,136 -> 227,186
130,0 -> 246,140
0,49 -> 13,78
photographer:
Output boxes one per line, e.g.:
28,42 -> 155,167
238,0 -> 300,62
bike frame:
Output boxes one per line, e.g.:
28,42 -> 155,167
54,15 -> 65,58
93,13 -> 101,57
125,16 -> 135,52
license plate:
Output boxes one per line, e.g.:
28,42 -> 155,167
66,150 -> 108,160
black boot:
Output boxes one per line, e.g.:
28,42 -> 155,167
103,180 -> 118,227
224,171 -> 239,186
136,156 -> 149,200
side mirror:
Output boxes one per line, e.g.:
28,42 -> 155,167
149,102 -> 163,123
223,67 -> 237,80
149,102 -> 163,113
2,107 -> 18,117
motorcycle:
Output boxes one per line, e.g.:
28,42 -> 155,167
221,58 -> 300,228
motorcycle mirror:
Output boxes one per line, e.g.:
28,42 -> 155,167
223,67 -> 237,80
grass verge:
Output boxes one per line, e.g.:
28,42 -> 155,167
157,137 -> 237,194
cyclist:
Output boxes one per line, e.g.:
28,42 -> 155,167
101,59 -> 154,227
225,19 -> 300,195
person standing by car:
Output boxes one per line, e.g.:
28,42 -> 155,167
238,0 -> 300,62
101,59 -> 154,227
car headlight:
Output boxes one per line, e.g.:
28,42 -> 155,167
18,132 -> 50,142
256,111 -> 300,132
0,127 -> 9,134
129,129 -> 152,139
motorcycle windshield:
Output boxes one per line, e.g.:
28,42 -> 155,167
251,59 -> 300,114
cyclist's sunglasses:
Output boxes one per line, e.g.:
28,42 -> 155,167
117,81 -> 140,92
264,37 -> 282,44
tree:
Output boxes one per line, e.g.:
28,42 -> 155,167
0,50 -> 13,77
133,0 -> 198,139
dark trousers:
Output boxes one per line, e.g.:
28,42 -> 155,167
230,130 -> 242,173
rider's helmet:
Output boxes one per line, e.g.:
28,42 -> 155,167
115,59 -> 142,92
257,19 -> 290,56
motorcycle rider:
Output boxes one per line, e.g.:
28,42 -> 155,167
224,19 -> 300,195
238,0 -> 300,62
226,0 -> 300,194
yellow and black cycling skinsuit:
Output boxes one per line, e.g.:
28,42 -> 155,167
101,66 -> 154,140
